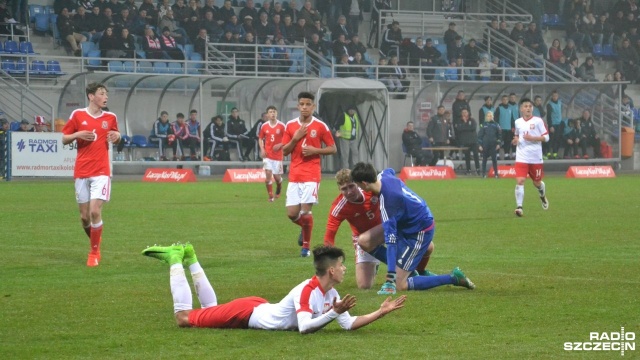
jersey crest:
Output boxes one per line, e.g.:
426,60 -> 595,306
310,129 -> 317,138
102,121 -> 108,129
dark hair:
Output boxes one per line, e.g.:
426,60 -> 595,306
519,97 -> 532,105
534,95 -> 542,100
160,110 -> 168,116
509,92 -> 516,96
190,109 -> 197,114
313,246 -> 345,276
212,115 -> 222,121
484,96 -> 492,101
231,107 -> 238,111
298,91 -> 315,101
86,82 -> 107,99
351,162 -> 377,184
266,105 -> 277,112
177,112 -> 185,118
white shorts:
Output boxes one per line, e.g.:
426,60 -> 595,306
75,176 -> 111,204
263,158 -> 283,175
355,242 -> 379,264
285,182 -> 319,206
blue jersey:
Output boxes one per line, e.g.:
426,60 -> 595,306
378,168 -> 434,272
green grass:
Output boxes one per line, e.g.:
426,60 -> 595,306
1,174 -> 639,359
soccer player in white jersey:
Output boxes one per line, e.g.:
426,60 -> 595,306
142,243 -> 406,333
511,97 -> 550,217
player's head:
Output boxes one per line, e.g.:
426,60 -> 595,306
551,90 -> 559,101
501,95 -> 508,104
86,83 -> 108,108
212,115 -> 222,124
176,112 -> 185,122
313,246 -> 346,282
160,111 -> 169,122
351,162 -> 377,192
509,92 -> 517,102
335,169 -> 362,202
266,105 -> 277,120
189,109 -> 197,120
519,97 -> 533,117
297,92 -> 315,118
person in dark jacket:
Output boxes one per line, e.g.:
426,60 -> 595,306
455,109 -> 480,175
451,90 -> 471,126
478,96 -> 493,126
226,108 -> 252,161
203,115 -> 231,160
426,105 -> 453,165
477,111 -> 502,178
576,110 -> 601,158
402,121 -> 432,166
493,95 -> 513,160
150,111 -> 173,160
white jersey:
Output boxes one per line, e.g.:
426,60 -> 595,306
247,276 -> 356,331
514,115 -> 548,164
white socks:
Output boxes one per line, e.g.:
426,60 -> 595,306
515,185 -> 524,207
536,181 -> 546,197
170,264 -> 192,313
189,263 -> 217,308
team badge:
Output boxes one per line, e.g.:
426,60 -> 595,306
102,121 -> 108,129
310,129 -> 317,138
276,129 -> 280,134
529,123 -> 535,130
371,196 -> 378,204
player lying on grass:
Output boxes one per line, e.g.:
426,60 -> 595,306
351,162 -> 476,295
324,169 -> 438,289
142,243 -> 406,333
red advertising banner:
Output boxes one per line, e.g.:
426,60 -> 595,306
566,166 -> 616,178
142,168 -> 197,182
222,169 -> 267,182
488,165 -> 519,178
398,166 -> 456,180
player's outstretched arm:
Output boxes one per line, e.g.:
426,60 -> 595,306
349,295 -> 407,330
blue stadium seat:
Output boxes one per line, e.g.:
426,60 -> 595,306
81,41 -> 95,57
152,61 -> 169,74
137,61 -> 154,73
167,62 -> 183,74
34,13 -> 50,33
541,14 -> 550,29
122,61 -> 134,72
46,60 -> 64,75
14,58 -> 27,75
19,41 -> 36,54
434,68 -> 446,81
187,53 -> 203,74
29,4 -> 45,23
30,60 -> 46,74
0,41 -> 3,54
2,58 -> 15,72
132,135 -> 150,147
86,49 -> 102,68
10,121 -> 20,131
44,5 -> 55,14
4,40 -> 18,54
108,60 -> 124,72
603,44 -> 616,59
592,43 -> 603,58
183,44 -> 194,59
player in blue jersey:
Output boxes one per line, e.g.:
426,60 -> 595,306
350,162 -> 476,295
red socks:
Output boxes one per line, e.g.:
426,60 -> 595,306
294,214 -> 313,249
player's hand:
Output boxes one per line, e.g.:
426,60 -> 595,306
259,149 -> 267,158
496,145 -> 501,150
511,136 -> 518,146
76,130 -> 96,141
332,294 -> 357,314
301,145 -> 318,156
522,133 -> 537,142
550,127 -> 555,133
379,295 -> 407,316
293,124 -> 308,141
478,145 -> 483,152
107,131 -> 120,143
335,130 -> 341,137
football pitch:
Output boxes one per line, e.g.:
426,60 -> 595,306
1,174 -> 639,359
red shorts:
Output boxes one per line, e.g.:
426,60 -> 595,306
188,296 -> 268,329
515,162 -> 544,181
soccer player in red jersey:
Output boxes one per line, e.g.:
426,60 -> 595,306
258,105 -> 286,202
62,83 -> 121,267
282,92 -> 336,257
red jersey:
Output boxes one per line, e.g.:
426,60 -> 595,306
62,108 -> 119,178
324,189 -> 382,245
282,117 -> 335,182
258,120 -> 286,160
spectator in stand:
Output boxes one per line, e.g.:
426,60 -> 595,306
567,13 -> 589,52
160,27 -> 185,60
200,10 -> 223,42
563,38 -> 579,63
118,27 -> 136,58
218,29 -> 237,57
451,90 -> 471,127
114,8 -> 135,34
510,22 -> 526,42
546,90 -> 563,159
444,22 -> 459,55
308,33 -> 329,63
237,32 -> 258,72
426,105 -> 453,165
293,17 -> 313,42
378,57 -> 400,92
621,94 -> 635,125
184,11 -> 202,42
99,26 -> 123,58
448,36 -> 464,64
478,54 -> 496,81
150,111 -> 172,160
613,70 -> 627,97
610,10 -> 626,43
285,0 -> 299,24
242,15 -> 256,37
577,56 -> 597,81
533,95 -> 546,118
617,38 -> 640,83
548,39 -> 563,63
349,52 -> 370,78
332,33 -> 350,61
226,108 -> 252,161
271,1 -> 287,20
142,26 -> 170,59
194,28 -> 208,58
593,13 -> 613,46
239,0 -> 258,24
388,55 -> 409,92
88,6 -> 108,41
158,0 -> 173,22
159,9 -> 188,44
184,109 -> 201,160
345,0 -> 363,36
381,20 -> 402,58
576,110 -> 601,158
455,109 -> 480,175
171,113 -> 189,160
524,21 -> 547,58
348,35 -> 367,58
217,0 -> 235,25
105,0 -> 123,15
498,20 -> 510,38
225,15 -> 245,39
463,38 -> 480,79
477,111 -> 502,178
259,38 -> 276,72
494,94 -> 513,160
130,9 -> 150,36
335,54 -> 352,78
254,12 -> 275,43
272,14 -> 286,41
331,15 -> 352,41
444,59 -> 459,81
554,54 -> 572,79
139,0 -> 158,25
479,96 -> 494,126
273,37 -> 290,72
73,6 -> 95,42
16,119 -> 32,132
282,14 -> 296,44
483,18 -> 499,52
57,7 -> 87,56
299,1 -> 320,29
402,121 -> 433,167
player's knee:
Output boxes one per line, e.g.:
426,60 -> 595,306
357,279 -> 374,290
427,242 -> 434,255
80,216 -> 90,227
175,311 -> 191,327
396,281 -> 409,291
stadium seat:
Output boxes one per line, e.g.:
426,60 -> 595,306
0,40 -> 4,54
46,60 -> 64,75
541,14 -> 550,29
592,43 -> 603,58
1,58 -> 15,72
19,41 -> 36,54
44,5 -> 55,14
14,58 -> 27,75
167,62 -> 183,74
152,61 -> 169,74
603,44 -> 616,59
131,134 -> 154,159
29,4 -> 44,23
402,144 -> 414,166
434,68 -> 446,81
183,44 -> 194,59
10,121 -> 20,131
30,60 -> 46,74
81,41 -> 95,57
4,40 -> 18,54
86,49 -> 102,69
137,61 -> 154,73
187,53 -> 203,74
34,13 -> 50,33
122,61 -> 134,72
108,60 -> 124,72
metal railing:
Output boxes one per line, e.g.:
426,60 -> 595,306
0,69 -> 54,123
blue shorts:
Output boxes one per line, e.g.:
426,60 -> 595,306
396,225 -> 434,272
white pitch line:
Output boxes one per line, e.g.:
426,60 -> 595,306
476,271 -> 640,285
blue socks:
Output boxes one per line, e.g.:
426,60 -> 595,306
407,275 -> 455,290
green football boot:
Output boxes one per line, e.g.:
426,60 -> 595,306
451,267 -> 476,290
141,244 -> 184,265
182,243 -> 198,267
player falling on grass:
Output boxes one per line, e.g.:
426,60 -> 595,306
142,243 -> 406,332
282,92 -> 336,257
511,97 -> 549,217
62,83 -> 121,267
258,105 -> 286,202
351,162 -> 475,295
